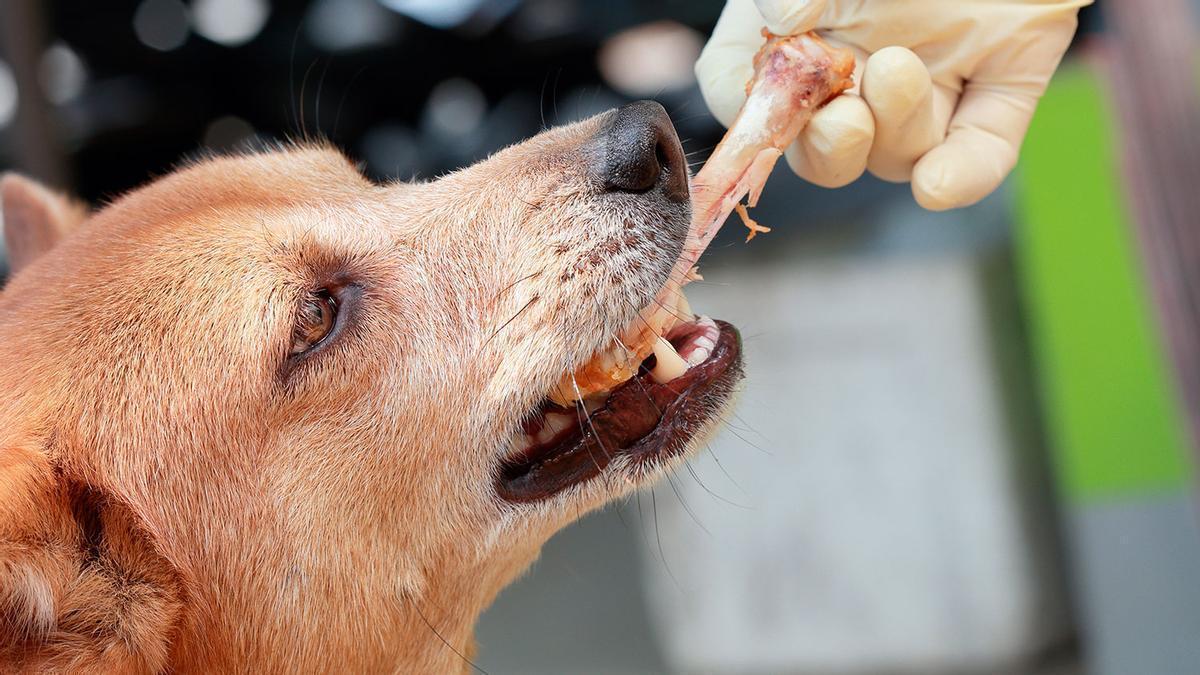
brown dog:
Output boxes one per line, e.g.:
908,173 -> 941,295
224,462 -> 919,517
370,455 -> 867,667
0,101 -> 742,672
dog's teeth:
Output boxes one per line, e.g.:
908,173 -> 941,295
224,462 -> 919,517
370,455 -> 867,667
538,412 -> 574,443
544,412 -> 573,434
682,317 -> 719,366
512,431 -> 538,450
650,336 -> 688,384
548,342 -> 630,407
685,342 -> 713,366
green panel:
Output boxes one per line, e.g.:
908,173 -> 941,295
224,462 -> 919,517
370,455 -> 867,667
1014,64 -> 1193,500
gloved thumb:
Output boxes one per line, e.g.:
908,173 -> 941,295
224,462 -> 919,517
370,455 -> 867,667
753,0 -> 827,36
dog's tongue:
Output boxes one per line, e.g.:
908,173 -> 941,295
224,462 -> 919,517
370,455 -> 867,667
551,31 -> 854,407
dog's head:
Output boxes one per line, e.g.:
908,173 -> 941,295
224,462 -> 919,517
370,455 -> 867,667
0,102 -> 741,671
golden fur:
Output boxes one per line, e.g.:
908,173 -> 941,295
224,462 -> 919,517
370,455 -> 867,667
0,112 -> 723,673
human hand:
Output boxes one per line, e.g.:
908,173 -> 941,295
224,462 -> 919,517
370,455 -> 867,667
696,0 -> 1090,209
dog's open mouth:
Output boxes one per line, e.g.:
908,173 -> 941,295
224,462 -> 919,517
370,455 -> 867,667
495,28 -> 855,503
497,308 -> 742,503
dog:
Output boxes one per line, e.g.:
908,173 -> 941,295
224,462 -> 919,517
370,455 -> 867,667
0,100 -> 742,672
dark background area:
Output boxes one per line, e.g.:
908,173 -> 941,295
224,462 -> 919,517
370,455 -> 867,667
6,0 -> 731,200
0,0 -> 1103,276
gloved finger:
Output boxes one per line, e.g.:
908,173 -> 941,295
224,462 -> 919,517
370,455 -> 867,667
911,84 -> 1033,210
695,0 -> 775,128
784,93 -> 875,187
860,46 -> 941,183
753,0 -> 828,36
911,14 -> 1078,210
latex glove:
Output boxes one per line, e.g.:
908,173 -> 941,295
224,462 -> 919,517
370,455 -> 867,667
696,0 -> 1090,210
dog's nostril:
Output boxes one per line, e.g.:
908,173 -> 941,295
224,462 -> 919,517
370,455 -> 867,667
654,142 -> 670,178
606,140 -> 662,193
599,100 -> 688,200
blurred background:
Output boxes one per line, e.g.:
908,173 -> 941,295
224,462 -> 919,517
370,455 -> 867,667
2,1 -> 1198,673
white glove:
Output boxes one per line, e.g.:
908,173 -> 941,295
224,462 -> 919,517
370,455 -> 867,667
696,0 -> 1090,210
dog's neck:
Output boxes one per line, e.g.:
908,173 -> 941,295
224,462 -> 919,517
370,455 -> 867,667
390,541 -> 545,673
168,518 -> 546,672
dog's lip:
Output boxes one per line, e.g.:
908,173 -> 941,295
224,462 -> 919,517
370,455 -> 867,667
495,319 -> 742,503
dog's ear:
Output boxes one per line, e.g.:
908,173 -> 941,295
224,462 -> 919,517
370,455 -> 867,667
0,445 -> 183,671
1,174 -> 89,274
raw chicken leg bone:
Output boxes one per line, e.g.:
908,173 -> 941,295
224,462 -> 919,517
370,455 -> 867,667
690,30 -> 855,248
551,32 -> 854,405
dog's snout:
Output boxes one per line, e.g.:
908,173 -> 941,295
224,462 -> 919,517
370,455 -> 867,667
598,100 -> 688,201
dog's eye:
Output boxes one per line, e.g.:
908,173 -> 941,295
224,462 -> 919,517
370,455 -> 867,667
291,291 -> 337,355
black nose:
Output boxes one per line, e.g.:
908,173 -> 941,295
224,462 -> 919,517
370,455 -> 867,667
598,100 -> 688,201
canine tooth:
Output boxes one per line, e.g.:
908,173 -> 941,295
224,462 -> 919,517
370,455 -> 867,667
550,289 -> 706,404
650,336 -> 688,383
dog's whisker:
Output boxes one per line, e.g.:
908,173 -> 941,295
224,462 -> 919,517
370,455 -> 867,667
570,376 -> 614,472
288,22 -> 303,135
490,270 -> 542,306
724,424 -> 772,456
683,457 -> 751,510
478,295 -> 539,354
332,64 -> 370,143
663,462 -> 711,536
650,294 -> 690,324
517,196 -> 543,211
667,98 -> 694,116
650,490 -> 685,595
702,440 -> 747,495
633,489 -> 652,554
541,378 -> 610,482
671,112 -> 715,125
298,58 -> 320,142
731,411 -> 768,441
612,335 -> 666,421
538,71 -> 551,130
551,67 -> 563,123
684,144 -> 717,157
314,57 -> 333,138
412,603 -> 489,675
